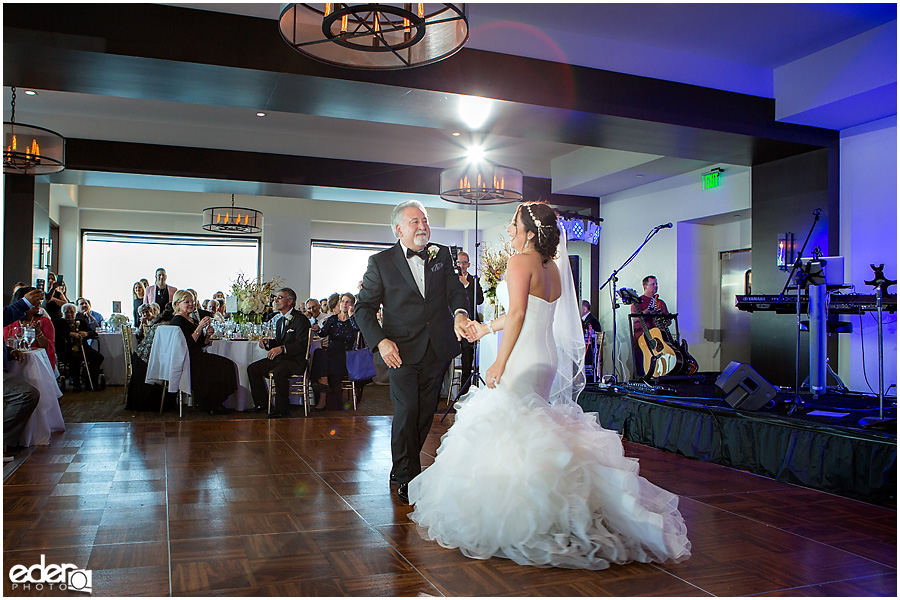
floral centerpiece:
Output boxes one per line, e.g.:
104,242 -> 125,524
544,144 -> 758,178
106,313 -> 131,331
479,238 -> 513,319
229,273 -> 284,324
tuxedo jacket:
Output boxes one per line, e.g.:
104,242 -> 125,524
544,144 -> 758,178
356,242 -> 468,365
264,308 -> 311,365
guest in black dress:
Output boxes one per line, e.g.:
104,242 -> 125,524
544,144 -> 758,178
132,281 -> 146,326
169,290 -> 238,414
44,280 -> 70,322
53,302 -> 104,392
310,293 -> 361,411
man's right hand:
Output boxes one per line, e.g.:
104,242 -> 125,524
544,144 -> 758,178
377,338 -> 402,369
24,288 -> 44,307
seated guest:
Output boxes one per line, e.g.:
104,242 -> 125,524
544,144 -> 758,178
319,298 -> 331,318
202,299 -> 212,312
185,289 -> 213,321
76,297 -> 104,330
326,292 -> 340,317
132,281 -> 146,326
126,304 -> 175,411
44,279 -> 70,322
209,299 -> 226,322
169,290 -> 238,414
215,297 -> 227,319
54,302 -> 104,392
3,287 -> 56,370
246,288 -> 311,418
310,292 -> 361,411
4,288 -> 43,461
135,303 -> 154,342
305,298 -> 328,331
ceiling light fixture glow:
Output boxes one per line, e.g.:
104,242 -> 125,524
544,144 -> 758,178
457,95 -> 492,130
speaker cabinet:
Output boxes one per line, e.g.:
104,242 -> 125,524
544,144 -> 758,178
715,361 -> 778,411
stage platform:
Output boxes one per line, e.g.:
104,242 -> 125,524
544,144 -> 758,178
578,373 -> 897,506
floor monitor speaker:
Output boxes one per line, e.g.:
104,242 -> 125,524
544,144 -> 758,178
715,361 -> 777,411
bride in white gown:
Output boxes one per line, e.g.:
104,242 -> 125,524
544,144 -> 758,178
408,201 -> 691,570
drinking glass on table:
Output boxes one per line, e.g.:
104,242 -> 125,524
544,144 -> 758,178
22,325 -> 36,348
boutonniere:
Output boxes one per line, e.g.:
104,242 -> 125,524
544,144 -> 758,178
284,314 -> 294,322
427,245 -> 440,262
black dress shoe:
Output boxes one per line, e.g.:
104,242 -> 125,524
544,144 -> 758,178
245,405 -> 266,413
267,410 -> 289,419
397,483 -> 409,504
208,405 -> 232,415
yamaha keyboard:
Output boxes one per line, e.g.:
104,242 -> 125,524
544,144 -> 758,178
735,293 -> 897,314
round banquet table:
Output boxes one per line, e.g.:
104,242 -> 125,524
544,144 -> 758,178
208,338 -> 321,411
6,348 -> 66,446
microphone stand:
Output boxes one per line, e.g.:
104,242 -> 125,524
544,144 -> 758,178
777,209 -> 820,415
599,225 -> 668,384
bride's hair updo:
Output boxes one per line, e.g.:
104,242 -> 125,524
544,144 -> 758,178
518,201 -> 560,264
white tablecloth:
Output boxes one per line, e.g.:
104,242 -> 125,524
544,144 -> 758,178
208,338 -> 321,411
98,330 -> 135,385
7,348 -> 65,446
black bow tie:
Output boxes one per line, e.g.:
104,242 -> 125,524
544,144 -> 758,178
406,247 -> 428,261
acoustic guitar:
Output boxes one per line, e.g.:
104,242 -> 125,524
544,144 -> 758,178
646,294 -> 699,376
634,311 -> 682,378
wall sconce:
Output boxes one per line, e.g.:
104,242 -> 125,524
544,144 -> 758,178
777,232 -> 794,270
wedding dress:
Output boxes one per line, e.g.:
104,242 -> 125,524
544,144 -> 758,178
408,236 -> 691,570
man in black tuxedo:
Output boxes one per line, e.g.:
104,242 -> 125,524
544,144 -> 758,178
455,251 -> 484,395
246,287 -> 311,418
355,200 -> 471,503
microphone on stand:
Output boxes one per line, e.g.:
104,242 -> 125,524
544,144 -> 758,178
655,222 -> 673,230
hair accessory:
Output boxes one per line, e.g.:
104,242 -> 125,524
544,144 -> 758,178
524,204 -> 553,241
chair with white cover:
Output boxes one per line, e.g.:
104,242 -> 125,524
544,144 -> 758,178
145,325 -> 192,416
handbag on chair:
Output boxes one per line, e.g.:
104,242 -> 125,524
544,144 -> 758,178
346,347 -> 376,381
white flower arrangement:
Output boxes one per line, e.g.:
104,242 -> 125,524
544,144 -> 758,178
229,273 -> 285,323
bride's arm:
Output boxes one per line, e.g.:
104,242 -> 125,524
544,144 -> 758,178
483,255 -> 531,388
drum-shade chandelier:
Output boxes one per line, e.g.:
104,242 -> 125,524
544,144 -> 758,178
279,3 -> 468,70
3,87 -> 65,175
202,194 -> 263,234
440,161 -> 523,205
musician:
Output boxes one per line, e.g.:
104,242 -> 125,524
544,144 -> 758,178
631,275 -> 670,377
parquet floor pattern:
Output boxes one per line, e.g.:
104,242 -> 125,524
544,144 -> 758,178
3,414 -> 896,597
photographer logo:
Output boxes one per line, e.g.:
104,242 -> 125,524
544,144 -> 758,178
8,554 -> 92,593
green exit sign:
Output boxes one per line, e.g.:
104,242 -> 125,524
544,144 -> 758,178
703,169 -> 723,189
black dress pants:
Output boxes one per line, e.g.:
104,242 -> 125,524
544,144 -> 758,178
247,357 -> 305,413
387,342 -> 451,485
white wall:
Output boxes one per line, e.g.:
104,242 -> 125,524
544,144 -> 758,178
838,116 -> 898,394
598,165 -> 752,379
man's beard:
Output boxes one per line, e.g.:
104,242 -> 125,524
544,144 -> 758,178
414,231 -> 429,245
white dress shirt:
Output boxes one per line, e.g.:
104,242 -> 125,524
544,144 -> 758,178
399,241 -> 427,297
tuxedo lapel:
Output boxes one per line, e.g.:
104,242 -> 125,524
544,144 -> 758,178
390,243 -> 420,295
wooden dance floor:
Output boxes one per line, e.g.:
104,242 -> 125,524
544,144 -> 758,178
3,414 -> 896,596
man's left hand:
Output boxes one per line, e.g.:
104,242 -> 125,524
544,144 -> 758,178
453,313 -> 471,341
267,345 -> 283,361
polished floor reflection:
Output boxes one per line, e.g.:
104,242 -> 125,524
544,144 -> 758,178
3,415 -> 896,596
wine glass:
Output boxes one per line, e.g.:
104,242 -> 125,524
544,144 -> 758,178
23,325 -> 36,348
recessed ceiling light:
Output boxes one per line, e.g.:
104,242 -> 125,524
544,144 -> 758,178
24,90 -> 37,96
635,174 -> 643,178
256,111 -> 266,117
451,132 -> 461,137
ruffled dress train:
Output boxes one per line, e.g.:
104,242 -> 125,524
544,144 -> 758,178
408,290 -> 691,570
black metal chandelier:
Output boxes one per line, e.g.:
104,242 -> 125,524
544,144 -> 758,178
202,195 -> 263,234
3,87 -> 65,175
279,3 -> 468,70
440,161 -> 523,205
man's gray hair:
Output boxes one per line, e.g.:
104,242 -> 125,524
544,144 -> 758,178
278,287 -> 297,304
391,200 -> 428,239
62,302 -> 77,314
